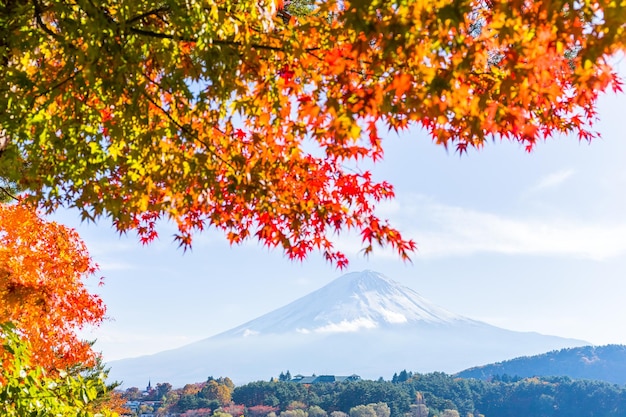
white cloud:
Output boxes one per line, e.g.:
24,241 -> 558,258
527,169 -> 575,193
379,309 -> 408,324
329,195 -> 626,261
312,318 -> 378,333
413,201 -> 626,260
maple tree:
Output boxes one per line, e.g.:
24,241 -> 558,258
0,203 -> 106,370
0,0 -> 624,267
0,323 -> 118,417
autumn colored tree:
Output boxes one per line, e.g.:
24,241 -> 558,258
157,381 -> 174,399
281,409 -> 309,417
287,401 -> 309,411
181,409 -> 214,417
201,379 -> 233,405
1,0 -> 624,266
182,382 -> 205,396
0,203 -> 105,369
308,405 -> 329,417
349,404 -> 378,417
214,411 -> 235,417
221,403 -> 247,416
0,323 -> 117,417
248,404 -> 281,417
123,386 -> 143,401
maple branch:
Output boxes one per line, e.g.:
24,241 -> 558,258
33,67 -> 84,100
125,7 -> 171,25
0,186 -> 18,202
127,26 -> 194,41
137,80 -> 236,172
31,0 -> 64,41
128,27 -> 287,53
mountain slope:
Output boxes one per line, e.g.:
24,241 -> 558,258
456,344 -> 626,384
108,271 -> 587,387
216,270 -> 475,338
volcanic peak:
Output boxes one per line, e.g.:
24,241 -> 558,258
217,270 -> 473,338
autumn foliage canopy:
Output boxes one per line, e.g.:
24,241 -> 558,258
0,203 -> 105,369
1,0 -> 625,267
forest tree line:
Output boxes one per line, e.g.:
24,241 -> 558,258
122,372 -> 626,417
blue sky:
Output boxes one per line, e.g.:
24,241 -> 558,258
55,60 -> 626,364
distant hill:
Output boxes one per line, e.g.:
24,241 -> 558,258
108,270 -> 587,387
456,345 -> 626,385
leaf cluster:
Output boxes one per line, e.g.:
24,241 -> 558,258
0,203 -> 105,370
0,0 -> 624,265
0,323 -> 117,417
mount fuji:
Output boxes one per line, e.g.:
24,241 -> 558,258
107,271 -> 587,387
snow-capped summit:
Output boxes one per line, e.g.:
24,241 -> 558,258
108,270 -> 588,387
218,270 -> 473,338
